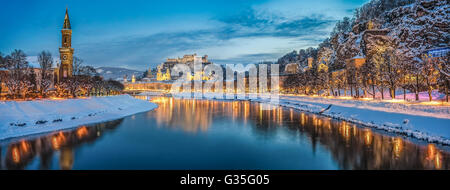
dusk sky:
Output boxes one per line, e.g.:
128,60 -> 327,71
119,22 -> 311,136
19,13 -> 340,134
0,0 -> 368,71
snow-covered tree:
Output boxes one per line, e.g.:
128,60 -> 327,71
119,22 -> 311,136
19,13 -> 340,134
387,0 -> 449,100
275,0 -> 447,101
421,55 -> 440,101
317,47 -> 333,66
435,54 -> 449,102
381,50 -> 403,98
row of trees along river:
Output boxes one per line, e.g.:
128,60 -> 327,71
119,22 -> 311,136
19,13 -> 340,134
0,49 -> 124,100
278,0 -> 449,102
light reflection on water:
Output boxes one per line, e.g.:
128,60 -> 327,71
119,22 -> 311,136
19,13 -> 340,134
0,120 -> 123,170
0,96 -> 448,170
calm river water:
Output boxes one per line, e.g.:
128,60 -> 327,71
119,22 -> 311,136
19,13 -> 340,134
0,96 -> 448,170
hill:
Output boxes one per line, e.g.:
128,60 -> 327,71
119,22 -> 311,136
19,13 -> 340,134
96,67 -> 143,81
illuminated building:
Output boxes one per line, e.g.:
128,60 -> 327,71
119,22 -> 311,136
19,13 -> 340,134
284,63 -> 298,74
317,63 -> 328,72
156,53 -> 211,81
346,55 -> 366,69
156,66 -> 171,81
163,53 -> 210,70
58,8 -> 74,82
307,57 -> 314,68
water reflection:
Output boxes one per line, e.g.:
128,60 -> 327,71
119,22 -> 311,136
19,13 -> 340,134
147,96 -> 448,170
149,97 -> 212,132
0,119 -> 123,170
0,96 -> 448,170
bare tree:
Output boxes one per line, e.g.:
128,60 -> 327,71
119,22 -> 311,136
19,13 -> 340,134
0,52 -> 4,68
73,56 -> 83,75
38,51 -> 53,96
4,50 -> 34,98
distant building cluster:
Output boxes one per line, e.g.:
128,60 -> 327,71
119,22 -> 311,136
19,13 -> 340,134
125,53 -> 213,84
157,53 -> 211,81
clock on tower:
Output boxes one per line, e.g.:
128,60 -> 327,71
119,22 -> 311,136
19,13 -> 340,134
58,8 -> 74,82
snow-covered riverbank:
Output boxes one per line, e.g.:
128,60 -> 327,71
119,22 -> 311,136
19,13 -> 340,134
0,95 -> 157,140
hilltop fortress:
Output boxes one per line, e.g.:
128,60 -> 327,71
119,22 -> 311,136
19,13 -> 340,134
161,53 -> 210,71
156,53 -> 211,81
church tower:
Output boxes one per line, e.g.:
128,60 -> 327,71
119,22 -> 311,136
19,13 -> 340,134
59,8 -> 74,81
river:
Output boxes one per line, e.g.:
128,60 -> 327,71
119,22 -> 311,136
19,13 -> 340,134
0,96 -> 447,169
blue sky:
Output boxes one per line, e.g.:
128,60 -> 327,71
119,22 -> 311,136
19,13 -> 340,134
0,0 -> 368,70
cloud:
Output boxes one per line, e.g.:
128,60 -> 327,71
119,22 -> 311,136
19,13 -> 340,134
218,8 -> 336,38
76,30 -> 224,70
212,52 -> 283,65
76,7 -> 337,70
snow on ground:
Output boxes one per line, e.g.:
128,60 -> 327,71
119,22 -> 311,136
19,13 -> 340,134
0,95 -> 157,140
280,95 -> 449,119
335,89 -> 446,101
169,92 -> 450,145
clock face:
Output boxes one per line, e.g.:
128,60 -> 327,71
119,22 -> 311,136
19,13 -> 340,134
63,55 -> 67,60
